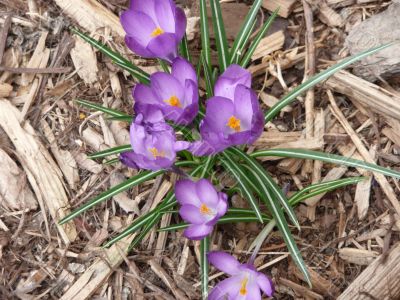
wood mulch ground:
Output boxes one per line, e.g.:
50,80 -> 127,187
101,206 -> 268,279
0,0 -> 399,299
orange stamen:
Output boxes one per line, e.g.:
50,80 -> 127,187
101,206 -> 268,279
164,95 -> 182,107
239,277 -> 249,296
227,116 -> 241,132
199,203 -> 213,215
148,147 -> 165,158
151,27 -> 164,37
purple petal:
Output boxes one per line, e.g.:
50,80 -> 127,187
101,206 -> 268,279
174,7 -> 187,41
121,11 -> 155,45
183,224 -> 213,240
214,64 -> 252,100
244,280 -> 262,300
175,180 -> 201,206
174,141 -> 190,152
202,97 -> 235,133
196,179 -> 219,208
147,32 -> 178,62
133,84 -> 158,106
125,36 -> 153,58
188,140 -> 222,156
120,151 -> 138,169
179,204 -> 208,224
154,0 -> 176,32
233,85 -> 254,131
256,273 -> 274,297
171,57 -> 197,87
150,72 -> 184,103
227,130 -> 253,146
130,0 -> 157,21
208,276 -> 241,300
207,251 -> 241,275
216,192 -> 228,217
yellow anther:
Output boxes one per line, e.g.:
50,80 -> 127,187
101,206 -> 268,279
164,95 -> 182,107
199,203 -> 212,215
227,116 -> 241,132
239,277 -> 249,296
151,27 -> 164,37
148,147 -> 165,158
79,112 -> 86,120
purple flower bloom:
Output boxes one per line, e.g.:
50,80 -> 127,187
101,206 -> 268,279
134,57 -> 199,125
121,0 -> 186,62
214,64 -> 252,100
208,251 -> 274,300
120,106 -> 189,171
175,179 -> 228,240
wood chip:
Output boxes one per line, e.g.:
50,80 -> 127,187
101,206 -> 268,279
262,0 -> 297,18
70,36 -> 99,85
338,247 -> 379,265
251,31 -> 285,61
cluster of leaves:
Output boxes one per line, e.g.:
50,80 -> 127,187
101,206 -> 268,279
61,1 -> 397,297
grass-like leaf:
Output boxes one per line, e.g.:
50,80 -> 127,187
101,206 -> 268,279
243,165 -> 312,286
220,153 -> 264,222
179,34 -> 192,62
71,28 -> 150,84
88,144 -> 132,159
230,0 -> 262,64
201,52 -> 214,98
251,149 -> 400,179
264,43 -> 393,123
227,148 -> 300,230
200,0 -> 211,68
76,99 -> 129,117
201,236 -> 210,300
107,116 -> 134,122
209,0 -> 230,71
241,8 -> 279,67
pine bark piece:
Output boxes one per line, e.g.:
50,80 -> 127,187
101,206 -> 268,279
262,0 -> 297,18
338,243 -> 400,300
0,99 -> 77,244
54,0 -> 124,36
0,148 -> 37,211
60,235 -> 135,300
325,70 -> 400,121
251,31 -> 285,61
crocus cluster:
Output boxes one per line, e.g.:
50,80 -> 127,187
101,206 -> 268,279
120,1 -> 273,297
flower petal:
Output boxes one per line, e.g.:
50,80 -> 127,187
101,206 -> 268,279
183,224 -> 213,240
179,204 -> 208,224
147,32 -> 178,62
256,273 -> 274,297
125,36 -> 153,58
175,180 -> 201,206
174,7 -> 187,41
130,0 -> 157,22
171,57 -> 197,87
150,72 -> 184,104
202,97 -> 235,133
196,179 -> 219,208
207,251 -> 241,275
233,85 -> 254,131
133,84 -> 158,106
154,0 -> 176,33
208,276 -> 241,300
121,11 -> 155,45
244,280 -> 261,300
214,64 -> 251,100
120,151 -> 138,169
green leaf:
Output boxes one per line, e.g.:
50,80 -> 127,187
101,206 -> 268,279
220,153 -> 264,223
179,34 -> 192,62
158,59 -> 170,73
76,99 -> 129,117
128,212 -> 161,250
264,43 -> 394,123
88,144 -> 132,159
241,8 -> 279,67
200,0 -> 211,68
201,52 -> 214,98
242,164 -> 312,286
251,149 -> 400,179
230,0 -> 262,64
209,0 -> 230,71
228,148 -> 300,230
201,236 -> 210,300
107,116 -> 134,122
71,28 -> 150,84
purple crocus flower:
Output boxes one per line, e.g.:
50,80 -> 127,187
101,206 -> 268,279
121,0 -> 186,62
175,179 -> 228,240
208,251 -> 274,300
189,65 -> 263,156
134,57 -> 199,125
120,106 -> 189,171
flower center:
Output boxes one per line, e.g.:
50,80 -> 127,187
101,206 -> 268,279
227,116 -> 241,132
151,27 -> 164,37
199,203 -> 213,215
239,277 -> 249,296
164,95 -> 182,107
148,147 -> 165,158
